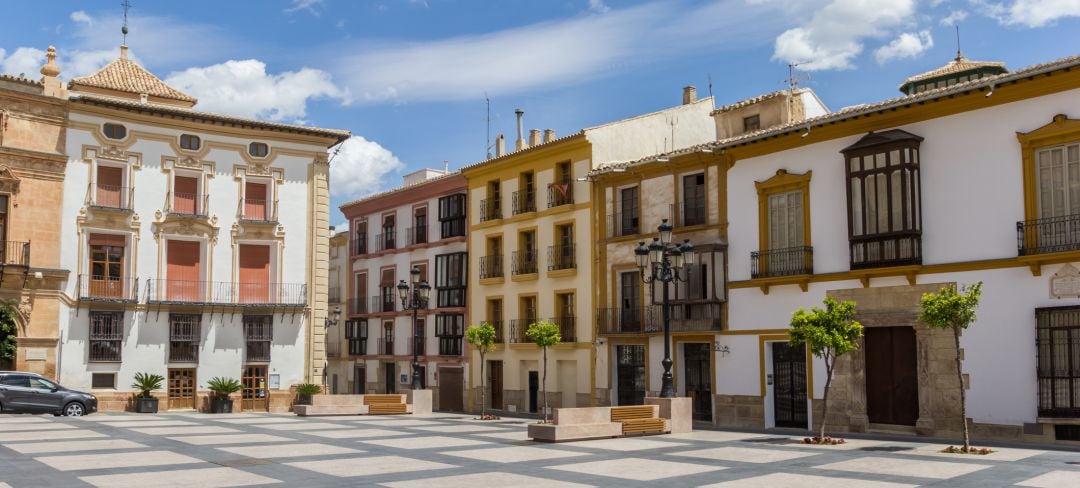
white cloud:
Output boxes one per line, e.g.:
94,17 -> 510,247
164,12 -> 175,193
285,0 -> 324,16
941,9 -> 969,24
874,30 -> 934,63
588,0 -> 611,13
69,10 -> 92,25
329,136 -> 405,200
971,0 -> 1080,27
769,0 -> 918,70
0,47 -> 45,78
165,59 -> 351,122
66,11 -> 239,69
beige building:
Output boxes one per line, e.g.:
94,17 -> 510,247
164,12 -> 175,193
0,47 -> 69,377
325,226 -> 348,393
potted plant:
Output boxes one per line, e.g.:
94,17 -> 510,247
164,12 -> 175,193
207,376 -> 242,413
131,372 -> 164,413
295,383 -> 321,406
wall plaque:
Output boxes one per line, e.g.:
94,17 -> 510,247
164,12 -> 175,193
25,348 -> 47,361
1050,263 -> 1080,299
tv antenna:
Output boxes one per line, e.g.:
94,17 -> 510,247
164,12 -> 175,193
954,25 -> 963,60
121,0 -> 132,44
784,63 -> 810,94
484,93 -> 492,160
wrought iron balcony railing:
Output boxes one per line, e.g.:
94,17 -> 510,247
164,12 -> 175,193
377,338 -> 395,355
166,191 -> 209,217
512,250 -> 538,275
239,198 -> 278,223
78,275 -> 138,302
1018,215 -> 1080,256
595,307 -> 645,335
479,255 -> 504,279
509,319 -> 536,343
375,231 -> 396,252
608,211 -> 640,238
407,225 -> 429,245
245,341 -> 271,362
370,295 -> 397,313
512,190 -> 536,215
549,316 -> 577,342
548,183 -> 573,208
480,198 -> 501,222
348,297 -> 367,316
751,246 -> 814,278
0,241 -> 30,266
645,302 -> 723,332
144,280 -> 307,305
90,183 -> 134,211
548,244 -> 576,271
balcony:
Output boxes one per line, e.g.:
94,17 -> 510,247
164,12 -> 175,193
674,195 -> 706,227
511,250 -> 538,276
479,255 -> 503,279
239,198 -> 278,223
408,335 -> 426,356
595,307 -> 645,335
751,246 -> 814,278
549,316 -> 577,342
509,319 -> 536,343
374,231 -> 396,252
348,297 -> 367,316
77,275 -> 138,302
352,238 -> 367,256
1018,215 -> 1080,256
480,198 -> 501,222
0,241 -> 30,266
407,225 -> 428,246
512,190 -> 536,215
144,280 -> 307,305
370,295 -> 397,313
607,211 -> 640,238
487,320 -> 505,343
377,338 -> 395,355
169,342 -> 199,363
328,286 -> 342,304
326,338 -> 342,358
245,341 -> 271,362
850,232 -> 921,269
548,244 -> 575,271
89,183 -> 133,211
548,183 -> 573,208
166,191 -> 209,218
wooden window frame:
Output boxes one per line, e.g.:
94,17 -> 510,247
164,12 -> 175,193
755,170 -> 812,252
179,134 -> 201,151
248,142 -> 269,158
103,123 -> 127,140
1018,115 -> 1080,223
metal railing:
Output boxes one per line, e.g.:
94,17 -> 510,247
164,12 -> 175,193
166,191 -> 209,217
1018,215 -> 1080,256
370,295 -> 397,313
375,230 -> 396,252
645,302 -> 723,332
480,198 -> 501,222
595,307 -> 645,334
89,340 -> 122,362
169,342 -> 199,363
352,237 -> 367,256
90,183 -> 134,211
675,195 -> 706,227
608,211 -> 640,238
407,225 -> 428,245
512,190 -> 536,215
479,255 -> 503,279
77,275 -> 138,302
509,319 -> 536,343
850,232 -> 921,269
377,338 -> 395,355
144,280 -> 307,305
348,297 -> 367,316
0,241 -> 30,266
239,198 -> 278,223
326,339 -> 342,358
548,183 -> 573,208
487,320 -> 505,343
751,246 -> 814,278
245,341 -> 271,362
408,335 -> 425,356
549,316 -> 577,342
328,286 -> 342,304
548,244 -> 575,271
511,250 -> 538,275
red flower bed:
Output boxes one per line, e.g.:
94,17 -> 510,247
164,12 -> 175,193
803,436 -> 846,445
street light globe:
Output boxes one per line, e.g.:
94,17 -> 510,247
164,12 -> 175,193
658,219 -> 673,246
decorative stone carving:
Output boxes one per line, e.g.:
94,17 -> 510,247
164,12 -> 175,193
98,145 -> 128,161
177,156 -> 202,169
1050,263 -> 1080,299
17,295 -> 32,321
0,166 -> 21,194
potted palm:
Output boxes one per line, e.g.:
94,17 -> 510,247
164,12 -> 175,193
207,377 -> 242,413
131,372 -> 164,413
295,383 -> 321,406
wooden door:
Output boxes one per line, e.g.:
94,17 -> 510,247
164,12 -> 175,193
773,342 -> 808,428
865,326 -> 919,426
238,244 -> 271,303
384,363 -> 396,394
173,175 -> 199,214
244,182 -> 268,220
354,366 -> 366,394
167,240 -> 201,301
89,234 -> 125,298
684,343 -> 713,421
167,369 -> 196,410
96,166 -> 124,208
241,365 -> 268,411
438,367 -> 464,412
619,271 -> 642,332
489,360 -> 503,410
616,345 -> 646,405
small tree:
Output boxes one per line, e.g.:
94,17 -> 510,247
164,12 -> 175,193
789,297 -> 863,440
0,299 -> 19,370
919,281 -> 982,453
526,320 -> 561,422
465,322 -> 497,418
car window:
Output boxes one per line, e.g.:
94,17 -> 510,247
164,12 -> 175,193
0,375 -> 29,387
29,377 -> 57,390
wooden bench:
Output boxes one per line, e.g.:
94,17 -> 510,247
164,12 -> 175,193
611,406 -> 666,435
364,394 -> 407,415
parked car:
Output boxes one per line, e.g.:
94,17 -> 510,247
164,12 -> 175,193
0,372 -> 98,416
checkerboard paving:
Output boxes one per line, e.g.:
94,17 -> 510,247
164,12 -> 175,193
0,411 -> 1077,488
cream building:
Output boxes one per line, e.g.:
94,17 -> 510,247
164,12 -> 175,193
325,225 -> 348,393
56,45 -> 349,412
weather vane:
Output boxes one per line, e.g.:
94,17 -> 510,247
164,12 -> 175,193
121,0 -> 132,45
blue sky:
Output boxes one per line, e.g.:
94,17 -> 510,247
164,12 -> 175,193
2,0 -> 1078,224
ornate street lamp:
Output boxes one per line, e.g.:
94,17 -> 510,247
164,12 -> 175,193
397,266 -> 431,391
634,219 -> 695,398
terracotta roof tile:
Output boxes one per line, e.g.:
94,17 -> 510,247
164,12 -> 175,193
901,56 -> 1006,87
69,55 -> 197,104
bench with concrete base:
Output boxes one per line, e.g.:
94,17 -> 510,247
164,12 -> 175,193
365,394 -> 407,415
294,393 -> 416,416
611,405 -> 666,435
528,404 -> 669,442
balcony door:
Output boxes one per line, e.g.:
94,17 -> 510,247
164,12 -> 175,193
96,166 -> 124,208
89,234 -> 125,298
619,271 -> 641,332
244,181 -> 268,220
167,240 -> 201,301
1036,144 -> 1080,249
238,244 -> 271,303
173,175 -> 199,215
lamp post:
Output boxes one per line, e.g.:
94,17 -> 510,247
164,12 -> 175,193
397,266 -> 431,391
634,219 -> 695,398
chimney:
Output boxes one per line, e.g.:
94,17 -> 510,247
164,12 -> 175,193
514,109 -> 525,151
443,160 -> 449,174
495,134 -> 506,157
682,85 -> 697,105
39,46 -> 65,99
543,129 -> 556,143
529,129 -> 541,147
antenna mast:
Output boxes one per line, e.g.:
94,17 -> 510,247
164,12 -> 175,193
485,93 -> 492,160
955,25 -> 962,60
121,0 -> 132,45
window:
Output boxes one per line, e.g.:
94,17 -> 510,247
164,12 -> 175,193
1018,116 -> 1080,255
179,134 -> 201,151
346,319 -> 368,356
549,224 -> 575,270
379,268 -> 396,312
754,170 -> 812,278
91,373 -> 116,389
743,115 -> 761,133
554,293 -> 576,342
513,296 -> 537,342
1037,306 -> 1080,417
172,174 -> 202,216
549,162 -> 573,207
248,142 -> 269,157
435,252 -> 467,307
94,165 -> 127,210
87,234 -> 126,299
413,318 -> 426,356
842,130 -> 922,269
411,207 -> 428,245
438,194 -> 466,238
243,315 -> 272,362
482,180 -> 501,222
1036,143 -> 1080,219
435,314 -> 464,356
169,314 -> 201,363
89,311 -> 123,362
481,236 -> 503,279
379,214 -> 396,251
243,181 -> 270,221
103,123 -> 126,140
381,321 -> 395,355
353,273 -> 367,315
681,173 -> 706,226
617,186 -> 639,236
29,377 -> 57,390
354,221 -> 367,255
0,375 -> 28,387
514,171 -> 536,215
513,230 -> 537,275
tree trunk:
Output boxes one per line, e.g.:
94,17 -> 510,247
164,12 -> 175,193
820,354 -> 833,440
479,352 -> 486,418
542,346 -> 549,422
953,326 -> 970,452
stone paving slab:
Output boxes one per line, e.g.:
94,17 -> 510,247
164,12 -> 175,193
217,442 -> 363,458
285,455 -> 456,477
815,456 -> 993,480
701,472 -> 918,488
668,446 -> 821,463
1017,470 -> 1080,488
548,457 -> 726,481
35,450 -> 204,471
167,433 -> 293,445
383,472 -> 594,488
441,445 -> 584,463
79,466 -> 280,488
4,439 -> 146,454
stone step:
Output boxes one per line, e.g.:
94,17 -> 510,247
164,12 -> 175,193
311,394 -> 365,406
294,404 -> 367,416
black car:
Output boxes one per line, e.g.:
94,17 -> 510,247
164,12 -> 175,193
0,372 -> 98,416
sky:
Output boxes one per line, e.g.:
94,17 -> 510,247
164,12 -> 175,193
2,0 -> 1078,225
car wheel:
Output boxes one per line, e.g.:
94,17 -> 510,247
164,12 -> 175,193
63,402 -> 85,417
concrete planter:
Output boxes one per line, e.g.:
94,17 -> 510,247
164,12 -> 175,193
210,397 -> 233,414
134,397 -> 158,413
